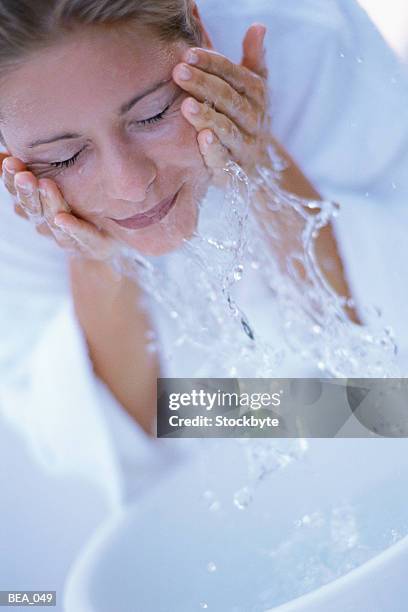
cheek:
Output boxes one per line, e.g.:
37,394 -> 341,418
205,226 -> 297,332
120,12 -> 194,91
55,173 -> 105,223
156,114 -> 207,174
55,177 -> 104,225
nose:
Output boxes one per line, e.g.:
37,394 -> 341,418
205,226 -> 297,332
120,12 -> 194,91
102,147 -> 156,207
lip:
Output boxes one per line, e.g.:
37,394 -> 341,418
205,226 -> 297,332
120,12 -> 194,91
109,190 -> 180,230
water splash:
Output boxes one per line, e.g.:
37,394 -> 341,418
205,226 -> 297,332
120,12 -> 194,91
233,438 -> 310,511
110,139 -> 399,379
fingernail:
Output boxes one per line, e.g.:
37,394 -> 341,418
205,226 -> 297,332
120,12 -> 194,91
187,50 -> 199,65
178,65 -> 192,81
39,187 -> 47,199
206,132 -> 214,145
186,99 -> 200,114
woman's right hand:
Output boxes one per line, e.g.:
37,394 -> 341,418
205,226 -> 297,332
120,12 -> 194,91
1,153 -> 119,262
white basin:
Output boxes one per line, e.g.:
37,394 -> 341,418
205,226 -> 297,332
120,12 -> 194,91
64,439 -> 408,611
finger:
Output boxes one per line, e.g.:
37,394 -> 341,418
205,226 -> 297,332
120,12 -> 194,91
38,178 -> 71,227
181,97 -> 253,165
13,198 -> 56,239
13,203 -> 29,220
197,129 -> 230,171
14,171 -> 43,219
54,211 -> 116,259
242,24 -> 268,80
183,47 -> 266,106
35,223 -> 54,237
173,64 -> 259,136
36,179 -> 84,250
2,156 -> 26,197
39,179 -> 115,259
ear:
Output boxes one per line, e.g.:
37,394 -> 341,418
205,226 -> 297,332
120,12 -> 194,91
191,3 -> 214,49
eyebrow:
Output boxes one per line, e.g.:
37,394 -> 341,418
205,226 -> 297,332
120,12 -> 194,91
26,77 -> 172,148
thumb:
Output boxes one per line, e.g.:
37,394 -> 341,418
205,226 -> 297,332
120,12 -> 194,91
241,24 -> 268,79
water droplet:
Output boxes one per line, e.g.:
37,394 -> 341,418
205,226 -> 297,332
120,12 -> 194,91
356,56 -> 363,64
203,489 -> 214,502
390,529 -> 400,544
207,561 -> 217,573
203,490 -> 221,512
241,318 -> 255,340
339,52 -> 345,58
233,264 -> 244,281
200,603 -> 209,609
209,500 -> 221,512
392,181 -> 397,190
277,453 -> 293,468
233,486 -> 253,510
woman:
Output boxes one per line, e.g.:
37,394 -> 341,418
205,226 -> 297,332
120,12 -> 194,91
0,0 -> 407,599
0,0 -> 360,432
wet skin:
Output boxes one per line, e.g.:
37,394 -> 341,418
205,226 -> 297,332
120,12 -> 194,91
0,17 -> 268,258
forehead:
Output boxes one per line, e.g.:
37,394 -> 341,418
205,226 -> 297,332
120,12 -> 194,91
0,24 -> 185,147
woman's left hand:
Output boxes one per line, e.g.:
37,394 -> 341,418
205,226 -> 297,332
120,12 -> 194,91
173,24 -> 269,181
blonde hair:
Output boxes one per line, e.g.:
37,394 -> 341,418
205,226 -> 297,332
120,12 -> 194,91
0,0 -> 202,71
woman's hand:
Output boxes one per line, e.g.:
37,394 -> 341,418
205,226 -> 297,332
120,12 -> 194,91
1,153 -> 119,262
173,24 -> 269,179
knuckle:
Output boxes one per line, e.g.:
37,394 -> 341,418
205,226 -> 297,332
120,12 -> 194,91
231,88 -> 244,113
252,74 -> 267,106
243,132 -> 255,148
202,104 -> 213,121
193,67 -> 204,89
227,119 -> 240,143
200,51 -> 210,70
225,58 -> 237,79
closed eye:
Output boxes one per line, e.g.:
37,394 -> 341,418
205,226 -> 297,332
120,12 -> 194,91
133,104 -> 171,127
51,146 -> 86,169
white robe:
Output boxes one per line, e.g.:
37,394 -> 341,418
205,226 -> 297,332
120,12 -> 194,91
0,0 -> 407,605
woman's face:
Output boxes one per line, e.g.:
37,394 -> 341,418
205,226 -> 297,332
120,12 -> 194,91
0,22 -> 211,255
